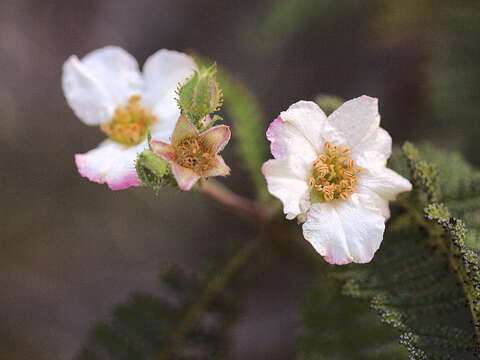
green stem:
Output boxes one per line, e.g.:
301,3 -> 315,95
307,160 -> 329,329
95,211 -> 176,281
399,198 -> 480,344
433,234 -> 480,343
157,238 -> 263,360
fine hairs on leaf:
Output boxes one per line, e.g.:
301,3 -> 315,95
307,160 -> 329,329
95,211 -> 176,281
298,273 -> 407,360
317,143 -> 480,359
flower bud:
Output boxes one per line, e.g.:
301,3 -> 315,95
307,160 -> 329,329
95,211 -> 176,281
177,63 -> 223,127
135,149 -> 170,192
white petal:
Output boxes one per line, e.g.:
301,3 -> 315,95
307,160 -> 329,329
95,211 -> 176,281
75,140 -> 146,190
325,95 -> 380,148
62,46 -> 143,125
352,127 -> 392,168
262,159 -> 310,219
303,195 -> 385,264
355,185 -> 391,219
62,56 -> 115,125
142,49 -> 196,115
267,101 -> 326,161
149,95 -> 181,138
150,111 -> 178,144
359,166 -> 412,201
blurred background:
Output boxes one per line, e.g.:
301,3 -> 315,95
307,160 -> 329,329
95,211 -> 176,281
1,0 -> 479,359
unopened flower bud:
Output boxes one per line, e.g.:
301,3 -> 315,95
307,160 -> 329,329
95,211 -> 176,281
135,149 -> 169,191
177,63 -> 223,127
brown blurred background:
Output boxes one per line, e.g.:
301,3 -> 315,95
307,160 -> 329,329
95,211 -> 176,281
1,1 -> 479,359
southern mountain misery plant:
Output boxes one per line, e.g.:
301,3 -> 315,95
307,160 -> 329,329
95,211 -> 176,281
63,46 -> 480,359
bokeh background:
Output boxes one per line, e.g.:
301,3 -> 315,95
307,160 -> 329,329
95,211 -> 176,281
1,1 -> 479,359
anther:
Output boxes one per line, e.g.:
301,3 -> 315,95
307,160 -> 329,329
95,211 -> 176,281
310,141 -> 361,202
319,155 -> 329,163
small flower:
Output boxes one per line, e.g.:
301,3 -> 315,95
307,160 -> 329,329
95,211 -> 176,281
62,46 -> 197,190
150,115 -> 230,190
262,96 -> 412,264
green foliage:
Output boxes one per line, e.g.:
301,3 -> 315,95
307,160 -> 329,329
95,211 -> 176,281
402,142 -> 440,203
215,67 -> 270,202
298,274 -> 407,360
413,144 -> 480,251
332,224 -> 474,359
304,143 -> 480,359
76,266 -> 235,360
424,203 -> 480,326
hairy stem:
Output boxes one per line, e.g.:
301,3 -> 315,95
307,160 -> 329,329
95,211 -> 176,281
400,198 -> 480,344
157,238 -> 263,360
197,178 -> 271,223
434,235 -> 480,343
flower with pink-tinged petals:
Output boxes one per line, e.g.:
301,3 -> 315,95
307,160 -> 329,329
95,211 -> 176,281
262,96 -> 412,264
150,115 -> 231,190
62,46 -> 197,190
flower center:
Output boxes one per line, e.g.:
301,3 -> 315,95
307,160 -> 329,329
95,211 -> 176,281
173,136 -> 215,175
101,95 -> 157,146
309,141 -> 362,202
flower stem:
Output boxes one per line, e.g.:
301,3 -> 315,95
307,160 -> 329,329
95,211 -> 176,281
157,238 -> 263,360
197,178 -> 270,223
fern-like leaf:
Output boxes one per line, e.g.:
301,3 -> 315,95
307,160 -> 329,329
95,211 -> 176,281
76,266 -> 234,360
298,275 -> 407,359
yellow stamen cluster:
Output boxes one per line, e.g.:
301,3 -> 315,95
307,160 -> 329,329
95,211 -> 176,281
174,137 -> 215,175
101,95 -> 157,146
309,142 -> 362,202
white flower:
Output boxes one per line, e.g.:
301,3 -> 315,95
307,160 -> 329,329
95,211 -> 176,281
262,96 -> 412,264
62,46 -> 197,190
